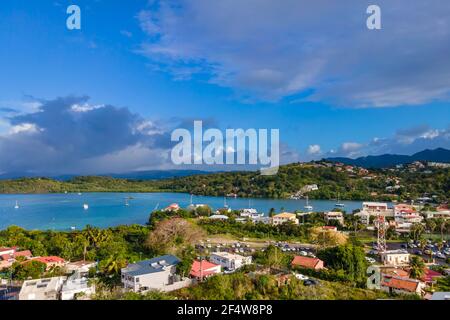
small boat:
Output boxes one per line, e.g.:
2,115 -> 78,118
78,192 -> 82,196
335,193 -> 345,207
70,226 -> 76,231
83,203 -> 89,210
14,201 -> 19,209
304,196 -> 313,211
125,198 -> 130,206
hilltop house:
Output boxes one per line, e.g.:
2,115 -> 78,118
121,255 -> 191,292
31,256 -> 66,270
380,274 -> 425,296
210,252 -> 252,271
271,213 -> 299,226
19,276 -> 67,300
190,260 -> 221,280
355,202 -> 394,224
380,250 -> 410,266
0,247 -> 32,270
324,211 -> 344,226
291,256 -> 324,270
394,204 -> 423,232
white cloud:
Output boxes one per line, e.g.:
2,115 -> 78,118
307,144 -> 321,155
136,0 -> 450,107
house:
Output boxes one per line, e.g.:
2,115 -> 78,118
163,203 -> 180,212
324,211 -> 344,226
322,226 -> 338,232
31,256 -> 65,270
0,248 -> 33,270
240,208 -> 259,217
209,214 -> 229,220
356,202 -> 394,225
394,204 -> 423,232
0,247 -> 15,256
421,268 -> 443,285
271,212 -> 299,226
121,255 -> 191,292
291,256 -> 324,270
65,261 -> 97,275
362,202 -> 389,211
189,260 -> 221,280
380,274 -> 425,296
380,250 -> 410,266
430,292 -> 450,300
210,252 -> 252,271
19,276 -> 66,300
61,277 -> 95,300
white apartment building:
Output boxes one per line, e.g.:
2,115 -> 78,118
210,252 -> 252,271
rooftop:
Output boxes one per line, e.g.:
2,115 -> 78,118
211,252 -> 247,260
381,275 -> 420,292
273,212 -> 296,218
121,255 -> 180,277
291,256 -> 323,269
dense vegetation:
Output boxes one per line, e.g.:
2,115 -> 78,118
0,162 -> 448,201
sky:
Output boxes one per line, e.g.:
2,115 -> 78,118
0,0 -> 449,175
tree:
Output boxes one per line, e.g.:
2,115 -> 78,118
409,256 -> 425,279
101,255 -> 127,276
317,245 -> 368,287
253,245 -> 289,268
268,208 -> 275,218
409,223 -> 425,241
309,227 -> 348,248
12,260 -> 47,280
145,218 -> 205,255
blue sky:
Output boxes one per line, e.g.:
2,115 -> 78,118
0,0 -> 449,174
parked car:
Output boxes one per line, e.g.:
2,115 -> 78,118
299,251 -> 308,256
436,252 -> 446,259
304,279 -> 318,286
293,273 -> 309,281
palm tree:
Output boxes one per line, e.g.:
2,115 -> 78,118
102,255 -> 127,275
409,256 -> 425,279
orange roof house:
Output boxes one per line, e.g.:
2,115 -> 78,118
381,275 -> 425,295
30,256 -> 65,270
190,260 -> 221,279
291,256 -> 324,270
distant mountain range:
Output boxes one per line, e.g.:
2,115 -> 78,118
0,170 -> 213,181
325,148 -> 450,168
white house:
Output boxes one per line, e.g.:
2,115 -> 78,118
356,202 -> 394,224
61,277 -> 95,300
380,250 -> 410,266
271,212 -> 299,225
121,255 -> 191,293
19,277 -> 66,300
324,211 -> 344,225
210,252 -> 252,271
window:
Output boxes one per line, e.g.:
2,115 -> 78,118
135,277 -> 140,283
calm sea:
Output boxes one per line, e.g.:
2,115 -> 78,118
0,193 -> 364,230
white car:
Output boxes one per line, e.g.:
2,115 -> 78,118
299,251 -> 308,256
365,257 -> 376,264
293,273 -> 309,281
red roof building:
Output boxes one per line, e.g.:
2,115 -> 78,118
421,268 -> 443,283
291,256 -> 324,270
190,260 -> 221,279
381,275 -> 425,295
30,256 -> 65,270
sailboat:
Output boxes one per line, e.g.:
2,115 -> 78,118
83,203 -> 89,210
335,193 -> 345,208
125,198 -> 130,206
304,196 -> 313,211
14,200 -> 19,209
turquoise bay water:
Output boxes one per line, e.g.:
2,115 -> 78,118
0,193 -> 364,230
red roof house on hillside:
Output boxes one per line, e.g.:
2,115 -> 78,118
291,256 -> 324,270
190,260 -> 221,279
